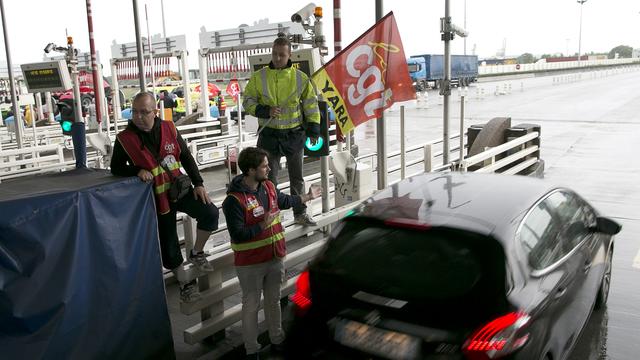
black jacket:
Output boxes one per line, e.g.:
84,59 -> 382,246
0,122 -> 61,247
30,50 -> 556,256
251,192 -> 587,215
222,174 -> 301,243
110,118 -> 204,187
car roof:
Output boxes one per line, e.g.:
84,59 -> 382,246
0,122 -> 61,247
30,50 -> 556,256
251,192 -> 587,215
359,172 -> 558,240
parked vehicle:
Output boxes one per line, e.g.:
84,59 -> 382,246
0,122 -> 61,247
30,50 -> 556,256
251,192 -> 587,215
286,172 -> 621,360
407,54 -> 478,91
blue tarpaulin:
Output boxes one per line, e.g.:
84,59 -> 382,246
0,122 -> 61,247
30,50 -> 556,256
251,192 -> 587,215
0,168 -> 175,360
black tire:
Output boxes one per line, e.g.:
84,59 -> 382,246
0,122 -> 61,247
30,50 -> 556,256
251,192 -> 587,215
595,248 -> 613,309
81,94 -> 93,109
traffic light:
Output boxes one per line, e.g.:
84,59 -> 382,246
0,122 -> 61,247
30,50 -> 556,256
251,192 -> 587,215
57,98 -> 74,136
304,100 -> 330,157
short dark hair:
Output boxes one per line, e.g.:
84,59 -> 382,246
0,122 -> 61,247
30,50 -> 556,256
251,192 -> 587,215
273,37 -> 291,52
238,147 -> 269,174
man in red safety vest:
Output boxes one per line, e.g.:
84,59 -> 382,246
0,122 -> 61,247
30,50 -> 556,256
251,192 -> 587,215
222,147 -> 321,359
110,92 -> 219,303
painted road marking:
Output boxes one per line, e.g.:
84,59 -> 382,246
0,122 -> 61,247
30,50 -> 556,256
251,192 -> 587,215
633,248 -> 640,269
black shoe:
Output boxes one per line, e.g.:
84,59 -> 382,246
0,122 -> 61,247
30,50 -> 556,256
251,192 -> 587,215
245,353 -> 259,360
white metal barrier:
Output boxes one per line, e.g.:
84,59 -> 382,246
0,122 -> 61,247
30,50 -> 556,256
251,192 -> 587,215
459,131 -> 540,174
479,58 -> 640,75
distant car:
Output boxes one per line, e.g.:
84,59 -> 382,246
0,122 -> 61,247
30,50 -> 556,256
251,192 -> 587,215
286,172 -> 621,360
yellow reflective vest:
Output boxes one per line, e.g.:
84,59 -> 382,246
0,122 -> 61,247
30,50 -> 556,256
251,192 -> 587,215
243,64 -> 320,130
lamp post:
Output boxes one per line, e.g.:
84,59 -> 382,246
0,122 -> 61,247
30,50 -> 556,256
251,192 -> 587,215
577,0 -> 587,68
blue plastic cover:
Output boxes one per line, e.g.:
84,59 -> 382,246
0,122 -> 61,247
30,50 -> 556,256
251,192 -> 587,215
0,168 -> 175,360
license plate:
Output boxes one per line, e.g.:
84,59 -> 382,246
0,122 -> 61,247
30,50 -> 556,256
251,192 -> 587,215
334,319 -> 420,359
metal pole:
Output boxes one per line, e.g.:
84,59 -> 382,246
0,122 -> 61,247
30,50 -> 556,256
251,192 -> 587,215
333,0 -> 343,152
68,37 -> 87,168
132,0 -> 146,91
30,105 -> 36,145
375,0 -> 387,190
160,0 -> 167,38
46,91 -> 54,123
86,0 -> 103,125
237,86 -> 243,148
198,49 -> 210,121
0,0 -> 24,149
442,0 -> 452,164
181,50 -> 192,115
577,0 -> 586,68
463,0 -> 467,55
96,63 -> 109,134
400,105 -> 406,179
459,95 -> 465,164
145,5 -> 156,96
35,93 -> 44,121
159,99 -> 165,120
110,60 -> 121,134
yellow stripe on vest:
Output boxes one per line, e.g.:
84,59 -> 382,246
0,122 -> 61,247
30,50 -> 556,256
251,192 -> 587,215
155,182 -> 171,194
231,231 -> 284,251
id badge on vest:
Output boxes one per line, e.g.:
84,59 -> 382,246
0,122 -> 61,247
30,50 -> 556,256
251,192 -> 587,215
252,205 -> 265,218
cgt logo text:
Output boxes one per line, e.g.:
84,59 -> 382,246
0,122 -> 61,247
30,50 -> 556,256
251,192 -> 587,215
319,43 -> 396,129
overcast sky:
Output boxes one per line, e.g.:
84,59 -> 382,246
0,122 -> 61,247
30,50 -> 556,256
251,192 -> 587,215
1,0 -> 638,76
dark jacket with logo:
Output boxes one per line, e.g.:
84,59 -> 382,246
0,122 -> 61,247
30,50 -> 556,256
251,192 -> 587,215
222,174 -> 302,243
110,117 -> 204,187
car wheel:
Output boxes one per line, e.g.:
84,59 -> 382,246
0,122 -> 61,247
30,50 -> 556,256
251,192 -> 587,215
595,250 -> 613,309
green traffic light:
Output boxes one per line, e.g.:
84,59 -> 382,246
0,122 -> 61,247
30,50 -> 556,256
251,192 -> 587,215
305,136 -> 324,152
62,121 -> 72,132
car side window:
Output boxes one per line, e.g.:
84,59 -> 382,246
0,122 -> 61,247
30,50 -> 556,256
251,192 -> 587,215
521,199 -> 563,270
521,191 -> 586,270
552,191 -> 593,251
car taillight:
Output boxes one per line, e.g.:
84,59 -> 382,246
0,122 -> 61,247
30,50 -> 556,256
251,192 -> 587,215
463,312 -> 530,360
290,270 -> 312,316
383,218 -> 431,231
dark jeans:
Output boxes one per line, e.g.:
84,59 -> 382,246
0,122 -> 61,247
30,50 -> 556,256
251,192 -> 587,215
257,127 -> 306,216
157,187 -> 219,270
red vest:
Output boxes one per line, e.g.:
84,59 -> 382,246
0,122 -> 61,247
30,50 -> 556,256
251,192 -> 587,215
228,180 -> 286,266
117,121 -> 183,214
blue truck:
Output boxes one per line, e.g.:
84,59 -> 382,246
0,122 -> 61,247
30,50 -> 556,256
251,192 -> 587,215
407,54 -> 478,91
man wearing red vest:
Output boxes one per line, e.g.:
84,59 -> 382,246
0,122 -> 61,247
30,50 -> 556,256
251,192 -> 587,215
110,92 -> 219,303
222,147 -> 321,359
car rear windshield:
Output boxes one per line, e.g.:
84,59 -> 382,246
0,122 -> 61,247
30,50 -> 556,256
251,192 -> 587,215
318,217 -> 507,304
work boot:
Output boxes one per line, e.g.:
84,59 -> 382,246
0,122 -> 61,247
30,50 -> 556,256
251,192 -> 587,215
188,250 -> 214,272
295,213 -> 317,227
180,280 -> 201,303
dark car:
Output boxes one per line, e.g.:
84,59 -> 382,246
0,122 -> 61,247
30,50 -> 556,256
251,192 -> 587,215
286,172 -> 621,360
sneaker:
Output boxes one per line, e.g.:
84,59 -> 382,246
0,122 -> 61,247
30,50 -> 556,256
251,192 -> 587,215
188,251 -> 214,272
294,213 -> 317,227
180,281 -> 201,303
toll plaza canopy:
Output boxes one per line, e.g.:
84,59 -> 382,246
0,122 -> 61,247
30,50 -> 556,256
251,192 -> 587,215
0,169 -> 174,360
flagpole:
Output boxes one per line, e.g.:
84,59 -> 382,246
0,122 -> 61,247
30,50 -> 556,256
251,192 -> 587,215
375,0 -> 387,190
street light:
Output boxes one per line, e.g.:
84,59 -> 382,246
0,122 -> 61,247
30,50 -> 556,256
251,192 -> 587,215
577,0 -> 588,68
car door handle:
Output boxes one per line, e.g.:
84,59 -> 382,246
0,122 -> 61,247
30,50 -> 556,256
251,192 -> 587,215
583,260 -> 592,273
554,287 -> 567,300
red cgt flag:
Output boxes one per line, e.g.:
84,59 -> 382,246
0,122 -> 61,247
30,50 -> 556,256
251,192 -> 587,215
226,81 -> 241,101
312,12 -> 415,134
